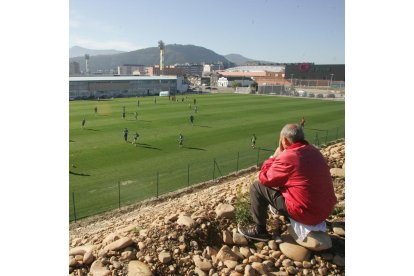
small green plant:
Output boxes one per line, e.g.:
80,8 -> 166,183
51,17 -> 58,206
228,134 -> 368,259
331,207 -> 345,217
130,226 -> 142,234
235,188 -> 254,226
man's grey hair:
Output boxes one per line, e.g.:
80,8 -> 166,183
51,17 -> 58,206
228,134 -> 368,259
281,124 -> 305,143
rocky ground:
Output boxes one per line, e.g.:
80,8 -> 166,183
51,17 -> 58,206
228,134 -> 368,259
69,140 -> 345,276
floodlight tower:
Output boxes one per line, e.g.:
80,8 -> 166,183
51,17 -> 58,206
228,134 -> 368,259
158,40 -> 165,75
84,54 -> 90,74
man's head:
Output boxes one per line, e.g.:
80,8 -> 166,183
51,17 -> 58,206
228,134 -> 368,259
280,124 -> 305,148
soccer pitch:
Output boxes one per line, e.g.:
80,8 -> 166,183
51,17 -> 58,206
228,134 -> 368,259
69,93 -> 345,221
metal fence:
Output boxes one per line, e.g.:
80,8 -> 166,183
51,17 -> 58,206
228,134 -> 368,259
70,126 -> 344,222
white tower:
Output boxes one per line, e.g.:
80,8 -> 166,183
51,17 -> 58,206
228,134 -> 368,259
85,54 -> 90,74
158,40 -> 165,75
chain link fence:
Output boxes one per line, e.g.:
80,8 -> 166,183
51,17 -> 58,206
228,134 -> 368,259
70,126 -> 344,222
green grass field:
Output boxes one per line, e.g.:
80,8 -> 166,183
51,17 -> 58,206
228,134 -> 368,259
69,93 -> 345,221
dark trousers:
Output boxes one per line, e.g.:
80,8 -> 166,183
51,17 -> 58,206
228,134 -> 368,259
250,180 -> 290,229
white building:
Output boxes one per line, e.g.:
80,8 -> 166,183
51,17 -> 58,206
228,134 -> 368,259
217,77 -> 229,87
69,75 -> 188,99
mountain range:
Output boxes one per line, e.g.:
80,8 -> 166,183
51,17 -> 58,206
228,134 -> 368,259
69,44 -> 281,73
69,46 -> 125,58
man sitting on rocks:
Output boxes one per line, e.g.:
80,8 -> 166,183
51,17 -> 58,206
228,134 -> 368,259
238,123 -> 337,242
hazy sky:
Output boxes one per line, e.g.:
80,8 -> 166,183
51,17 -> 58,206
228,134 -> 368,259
70,0 -> 344,64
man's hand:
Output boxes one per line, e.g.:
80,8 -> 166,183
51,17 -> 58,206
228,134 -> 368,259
273,147 -> 281,158
278,136 -> 285,152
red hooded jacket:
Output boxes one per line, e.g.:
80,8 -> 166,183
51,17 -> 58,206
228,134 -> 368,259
258,141 -> 336,225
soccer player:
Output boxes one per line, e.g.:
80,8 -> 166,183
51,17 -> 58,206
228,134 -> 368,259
94,106 -> 97,114
300,117 -> 306,128
81,118 -> 86,129
251,134 -> 257,148
122,111 -> 126,120
133,132 -> 139,146
178,133 -> 184,148
135,111 -> 138,120
123,128 -> 129,142
190,115 -> 194,125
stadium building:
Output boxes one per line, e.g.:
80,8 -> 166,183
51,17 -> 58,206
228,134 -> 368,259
284,63 -> 345,81
69,75 -> 188,100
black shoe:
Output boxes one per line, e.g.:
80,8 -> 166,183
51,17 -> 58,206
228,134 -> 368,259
238,225 -> 271,242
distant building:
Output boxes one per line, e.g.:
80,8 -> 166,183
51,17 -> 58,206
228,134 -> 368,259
175,64 -> 203,76
216,65 -> 285,87
69,75 -> 188,99
253,71 -> 286,85
217,77 -> 229,87
69,61 -> 81,75
152,65 -> 184,76
118,64 -> 147,75
284,63 -> 345,81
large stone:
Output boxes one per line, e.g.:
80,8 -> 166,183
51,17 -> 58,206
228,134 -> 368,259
89,260 -> 111,276
223,230 -> 233,245
216,245 -> 241,262
231,246 -> 245,259
128,261 -> 153,276
268,240 -> 278,250
104,237 -> 134,252
287,226 -> 332,251
158,251 -> 172,264
206,246 -> 218,257
232,232 -> 248,246
330,168 -> 345,178
239,247 -> 252,258
69,245 -> 95,265
224,260 -> 238,269
251,262 -> 269,275
102,233 -> 119,245
69,245 -> 95,256
279,242 -> 311,262
83,249 -> 94,265
176,216 -> 196,228
244,264 -> 255,276
215,203 -> 235,218
193,255 -> 212,271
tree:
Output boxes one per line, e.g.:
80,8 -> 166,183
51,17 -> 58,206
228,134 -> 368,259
250,82 -> 258,93
232,82 -> 241,89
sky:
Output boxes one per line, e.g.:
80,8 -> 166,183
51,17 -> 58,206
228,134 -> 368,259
70,0 -> 345,64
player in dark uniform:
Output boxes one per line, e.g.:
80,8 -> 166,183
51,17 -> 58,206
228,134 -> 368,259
190,115 -> 194,125
81,118 -> 86,129
133,132 -> 139,146
123,128 -> 129,142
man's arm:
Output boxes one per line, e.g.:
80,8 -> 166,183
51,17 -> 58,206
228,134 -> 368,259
258,154 -> 292,188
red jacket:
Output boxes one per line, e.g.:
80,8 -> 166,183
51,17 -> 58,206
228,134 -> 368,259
258,141 -> 336,225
